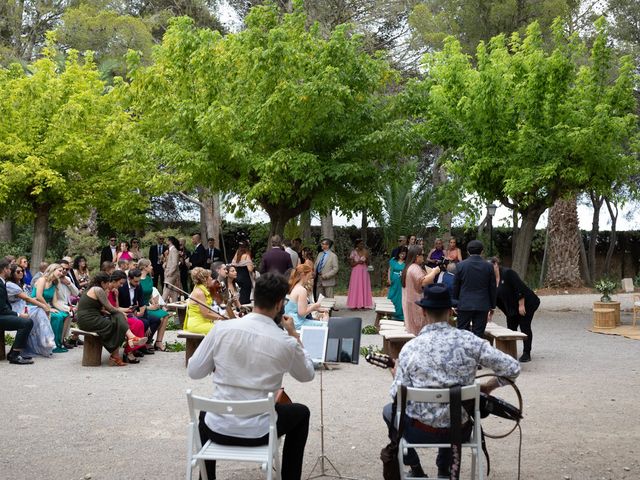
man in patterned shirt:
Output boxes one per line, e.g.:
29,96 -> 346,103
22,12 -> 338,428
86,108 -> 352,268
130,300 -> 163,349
383,283 -> 520,478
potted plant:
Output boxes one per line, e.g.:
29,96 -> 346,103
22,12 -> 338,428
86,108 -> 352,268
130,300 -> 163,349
594,278 -> 619,302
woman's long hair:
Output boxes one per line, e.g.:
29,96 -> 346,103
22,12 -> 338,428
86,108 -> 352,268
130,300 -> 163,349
288,264 -> 312,293
401,246 -> 423,288
43,263 -> 62,284
233,241 -> 251,263
91,272 -> 111,288
9,264 -> 24,287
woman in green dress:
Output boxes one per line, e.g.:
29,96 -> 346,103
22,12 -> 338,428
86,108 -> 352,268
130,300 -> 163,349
32,263 -> 70,353
387,246 -> 407,321
138,258 -> 170,351
76,272 -> 147,366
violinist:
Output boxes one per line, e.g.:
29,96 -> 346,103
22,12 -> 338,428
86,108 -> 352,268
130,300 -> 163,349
183,268 -> 227,334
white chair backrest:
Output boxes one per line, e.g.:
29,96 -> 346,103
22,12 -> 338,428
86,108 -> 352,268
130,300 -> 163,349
186,389 -> 276,424
401,383 -> 480,405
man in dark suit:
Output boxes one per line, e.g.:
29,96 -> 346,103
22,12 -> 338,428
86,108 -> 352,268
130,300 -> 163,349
206,237 -> 224,269
148,235 -> 166,290
116,269 -> 153,354
453,240 -> 496,338
100,235 -> 118,266
260,235 -> 293,275
0,258 -> 34,364
189,233 -> 207,269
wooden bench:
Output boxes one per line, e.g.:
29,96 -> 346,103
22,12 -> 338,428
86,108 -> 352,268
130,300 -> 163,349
379,330 -> 415,359
0,329 -> 6,361
70,328 -> 103,366
177,330 -> 205,367
483,322 -> 528,359
374,303 -> 397,331
166,302 -> 188,328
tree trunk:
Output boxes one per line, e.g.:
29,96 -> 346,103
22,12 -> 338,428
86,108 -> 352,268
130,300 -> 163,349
432,150 -> 452,238
197,187 -> 220,243
321,211 -> 334,241
578,232 -> 591,286
361,209 -> 368,245
300,210 -> 312,243
31,203 -> 50,270
587,192 -> 603,282
262,199 -> 312,240
511,204 -> 546,279
604,197 -> 618,276
0,218 -> 12,243
544,196 -> 583,288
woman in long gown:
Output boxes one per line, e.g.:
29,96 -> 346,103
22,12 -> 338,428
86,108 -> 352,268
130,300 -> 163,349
6,264 -> 55,356
401,246 -> 440,335
232,241 -> 254,305
76,272 -> 147,366
346,239 -> 373,309
387,246 -> 407,321
32,264 -> 70,353
184,268 -> 227,334
284,264 -> 327,330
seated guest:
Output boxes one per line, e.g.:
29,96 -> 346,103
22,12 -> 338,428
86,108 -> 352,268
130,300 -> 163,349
31,261 -> 49,285
224,265 -> 243,312
56,259 -> 80,348
101,261 -> 116,275
73,256 -> 90,291
76,272 -> 147,366
383,284 -> 520,478
0,259 -> 34,364
138,259 -> 170,351
184,267 -> 227,334
32,264 -> 69,353
16,256 -> 32,288
116,258 -> 130,272
107,270 -> 147,362
211,261 -> 226,282
285,264 -> 327,330
6,263 -> 55,357
188,272 -> 315,480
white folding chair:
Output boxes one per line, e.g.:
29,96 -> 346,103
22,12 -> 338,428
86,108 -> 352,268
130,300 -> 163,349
186,389 -> 281,480
396,382 -> 483,480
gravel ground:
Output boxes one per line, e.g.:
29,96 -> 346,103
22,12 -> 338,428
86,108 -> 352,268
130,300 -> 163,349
1,294 -> 639,480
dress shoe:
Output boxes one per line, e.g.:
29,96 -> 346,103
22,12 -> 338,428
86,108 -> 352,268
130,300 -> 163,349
519,352 -> 531,363
437,467 -> 450,478
7,354 -> 34,365
139,347 -> 155,355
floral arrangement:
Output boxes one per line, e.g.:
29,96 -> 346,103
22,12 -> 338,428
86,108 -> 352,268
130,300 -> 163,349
594,278 -> 618,302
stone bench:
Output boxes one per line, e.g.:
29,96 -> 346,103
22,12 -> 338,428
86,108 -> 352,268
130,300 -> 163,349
483,322 -> 528,359
374,303 -> 397,331
70,328 -> 103,366
177,330 -> 205,367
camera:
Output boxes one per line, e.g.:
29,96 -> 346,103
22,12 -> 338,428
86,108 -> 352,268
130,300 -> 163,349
435,257 -> 450,270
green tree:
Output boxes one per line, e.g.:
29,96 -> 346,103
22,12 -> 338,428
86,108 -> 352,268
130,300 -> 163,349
409,19 -> 638,278
0,41 -> 148,268
128,3 -> 408,238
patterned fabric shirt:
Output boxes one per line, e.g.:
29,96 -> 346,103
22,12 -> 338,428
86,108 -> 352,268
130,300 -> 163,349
390,322 -> 520,428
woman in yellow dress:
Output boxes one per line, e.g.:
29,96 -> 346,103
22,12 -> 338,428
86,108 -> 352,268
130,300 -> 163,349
184,267 -> 227,334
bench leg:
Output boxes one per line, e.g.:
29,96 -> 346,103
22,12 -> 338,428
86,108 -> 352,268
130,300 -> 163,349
82,335 -> 103,366
0,329 -> 5,361
185,338 -> 200,367
177,309 -> 186,329
374,313 -> 383,332
495,339 -> 517,359
388,340 -> 410,360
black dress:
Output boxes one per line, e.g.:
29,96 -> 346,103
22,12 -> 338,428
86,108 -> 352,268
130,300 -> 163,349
235,266 -> 252,305
76,288 -> 129,353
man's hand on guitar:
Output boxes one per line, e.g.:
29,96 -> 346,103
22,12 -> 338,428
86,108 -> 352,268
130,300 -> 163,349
365,352 -> 395,369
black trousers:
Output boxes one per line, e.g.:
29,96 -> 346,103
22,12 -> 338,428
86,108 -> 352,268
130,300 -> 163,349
506,310 -> 535,353
457,310 -> 488,338
0,314 -> 33,351
152,266 -> 164,290
198,403 -> 310,480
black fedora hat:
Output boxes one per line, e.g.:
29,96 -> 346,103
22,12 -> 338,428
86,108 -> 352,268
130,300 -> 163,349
415,283 -> 452,310
467,239 -> 484,255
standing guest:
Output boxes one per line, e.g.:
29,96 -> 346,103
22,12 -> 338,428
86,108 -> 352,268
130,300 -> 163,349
490,257 -> 539,362
138,259 -> 171,351
401,246 -> 440,335
129,238 -> 142,261
179,238 -> 192,292
387,246 -> 408,321
408,235 -> 417,247
184,267 -> 227,334
31,261 -> 49,285
300,247 -> 314,270
231,241 -> 254,305
189,233 -> 208,269
313,238 -> 339,301
32,263 -> 70,353
285,264 -> 327,330
76,272 -> 147,366
426,238 -> 445,267
0,259 -> 34,364
346,238 -> 373,310
225,266 -> 243,312
446,237 -> 463,263
284,239 -> 300,269
6,263 -> 55,357
383,283 -> 520,479
73,256 -> 90,291
188,272 -> 315,480
100,235 -> 118,266
163,236 -> 182,302
453,240 -> 496,338
206,237 -> 223,270
292,238 -> 303,258
16,257 -> 32,287
115,241 -> 133,262
390,236 -> 407,259
149,235 -> 166,290
260,235 -> 293,275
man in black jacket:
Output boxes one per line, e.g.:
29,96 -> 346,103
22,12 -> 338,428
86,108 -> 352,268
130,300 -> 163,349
100,235 -> 118,266
148,235 -> 166,290
0,259 -> 34,364
116,269 -> 154,355
453,240 -> 496,338
189,233 -> 207,269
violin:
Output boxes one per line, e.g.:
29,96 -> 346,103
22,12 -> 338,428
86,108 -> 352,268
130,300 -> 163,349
208,279 -> 225,307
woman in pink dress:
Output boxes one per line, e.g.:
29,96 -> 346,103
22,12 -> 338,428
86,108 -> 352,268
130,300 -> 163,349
401,245 -> 441,335
115,241 -> 133,262
347,239 -> 373,309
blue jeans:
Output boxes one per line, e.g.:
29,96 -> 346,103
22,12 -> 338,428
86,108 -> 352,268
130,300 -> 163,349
382,403 -> 471,471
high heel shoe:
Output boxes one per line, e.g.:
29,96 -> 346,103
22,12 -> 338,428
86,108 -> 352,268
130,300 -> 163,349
127,336 -> 148,349
108,354 -> 126,366
154,341 -> 167,352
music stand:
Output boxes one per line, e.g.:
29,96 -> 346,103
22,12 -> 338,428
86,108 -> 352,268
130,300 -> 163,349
307,317 -> 362,480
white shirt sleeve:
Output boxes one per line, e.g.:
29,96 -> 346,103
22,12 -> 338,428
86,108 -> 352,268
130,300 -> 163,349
287,338 -> 315,383
187,330 -> 217,379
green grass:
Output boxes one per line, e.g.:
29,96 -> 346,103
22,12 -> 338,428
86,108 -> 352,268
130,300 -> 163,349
164,340 -> 185,352
360,344 -> 383,357
361,325 -> 378,335
4,333 -> 14,346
